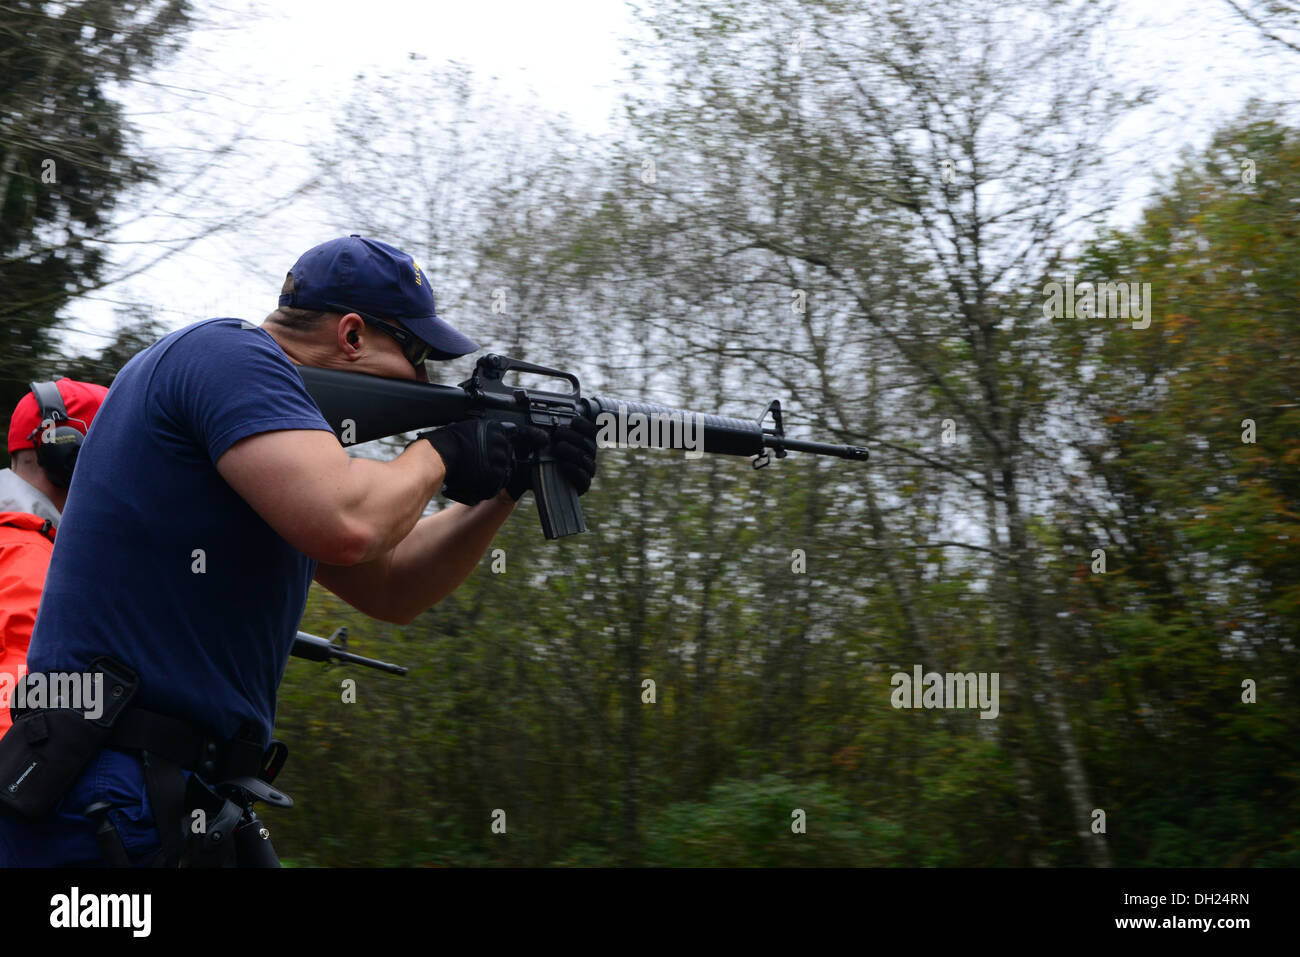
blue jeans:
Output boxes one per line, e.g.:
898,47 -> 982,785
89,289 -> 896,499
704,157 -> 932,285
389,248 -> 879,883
0,748 -> 162,867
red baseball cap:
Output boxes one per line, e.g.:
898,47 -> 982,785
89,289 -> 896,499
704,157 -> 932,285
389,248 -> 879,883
7,378 -> 110,454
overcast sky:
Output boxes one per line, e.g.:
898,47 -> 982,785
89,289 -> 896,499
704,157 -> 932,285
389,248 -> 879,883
61,0 -> 1300,357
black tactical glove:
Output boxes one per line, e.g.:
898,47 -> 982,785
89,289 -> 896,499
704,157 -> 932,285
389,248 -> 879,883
416,418 -> 514,505
507,414 -> 599,501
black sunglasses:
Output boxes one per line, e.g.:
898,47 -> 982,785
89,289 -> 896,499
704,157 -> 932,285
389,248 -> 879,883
327,303 -> 434,368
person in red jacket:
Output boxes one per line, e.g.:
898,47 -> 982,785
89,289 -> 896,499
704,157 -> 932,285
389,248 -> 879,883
0,378 -> 109,733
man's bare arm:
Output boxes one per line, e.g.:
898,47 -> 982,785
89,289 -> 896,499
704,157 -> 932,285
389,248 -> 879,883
313,490 -> 518,624
216,429 -> 445,566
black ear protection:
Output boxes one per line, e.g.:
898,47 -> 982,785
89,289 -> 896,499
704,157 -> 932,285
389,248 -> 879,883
26,379 -> 86,489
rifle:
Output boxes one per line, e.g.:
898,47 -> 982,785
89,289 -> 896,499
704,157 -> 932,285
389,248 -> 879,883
290,627 -> 407,676
297,354 -> 868,539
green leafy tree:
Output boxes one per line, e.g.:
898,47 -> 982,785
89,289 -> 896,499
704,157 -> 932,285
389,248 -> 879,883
0,0 -> 192,446
1051,110 -> 1300,865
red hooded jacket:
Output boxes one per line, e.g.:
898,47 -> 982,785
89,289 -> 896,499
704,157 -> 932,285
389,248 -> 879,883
0,511 -> 56,734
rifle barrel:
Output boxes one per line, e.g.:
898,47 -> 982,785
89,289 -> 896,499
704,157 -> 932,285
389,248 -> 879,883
292,631 -> 408,676
583,396 -> 868,461
768,435 -> 870,460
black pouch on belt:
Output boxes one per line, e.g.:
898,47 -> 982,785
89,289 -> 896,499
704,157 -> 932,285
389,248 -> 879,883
0,657 -> 138,820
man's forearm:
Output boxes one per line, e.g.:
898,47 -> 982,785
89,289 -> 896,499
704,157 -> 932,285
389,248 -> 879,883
315,490 -> 519,624
342,440 -> 447,563
386,491 -> 517,617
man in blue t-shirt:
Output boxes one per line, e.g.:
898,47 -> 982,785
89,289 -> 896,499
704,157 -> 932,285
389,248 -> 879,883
0,236 -> 597,866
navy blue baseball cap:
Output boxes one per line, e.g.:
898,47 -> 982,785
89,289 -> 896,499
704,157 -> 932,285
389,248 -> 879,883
279,235 -> 479,359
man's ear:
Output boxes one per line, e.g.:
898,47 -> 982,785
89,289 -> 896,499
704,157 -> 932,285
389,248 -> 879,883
336,313 -> 366,358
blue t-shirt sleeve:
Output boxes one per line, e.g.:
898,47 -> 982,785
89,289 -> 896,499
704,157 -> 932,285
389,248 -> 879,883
155,319 -> 334,463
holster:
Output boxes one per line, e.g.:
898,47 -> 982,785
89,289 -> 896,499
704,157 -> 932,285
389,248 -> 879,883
177,759 -> 292,868
142,730 -> 291,868
0,657 -> 138,820
181,775 -> 244,867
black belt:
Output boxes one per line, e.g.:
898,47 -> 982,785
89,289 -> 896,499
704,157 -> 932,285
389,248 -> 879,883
108,708 -> 267,782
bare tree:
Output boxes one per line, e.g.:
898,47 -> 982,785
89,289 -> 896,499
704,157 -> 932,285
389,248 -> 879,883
1224,0 -> 1300,54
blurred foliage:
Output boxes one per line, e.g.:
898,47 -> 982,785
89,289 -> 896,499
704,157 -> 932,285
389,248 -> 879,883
1046,111 -> 1300,868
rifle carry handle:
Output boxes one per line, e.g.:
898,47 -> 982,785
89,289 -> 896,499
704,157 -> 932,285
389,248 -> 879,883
468,354 -> 589,540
